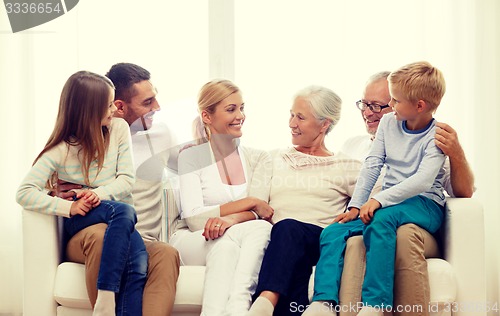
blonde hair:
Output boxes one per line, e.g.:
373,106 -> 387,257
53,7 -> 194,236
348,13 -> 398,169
35,71 -> 115,186
388,61 -> 446,111
294,85 -> 342,134
192,79 -> 240,144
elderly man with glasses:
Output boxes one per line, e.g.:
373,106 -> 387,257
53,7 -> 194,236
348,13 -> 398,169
335,71 -> 475,316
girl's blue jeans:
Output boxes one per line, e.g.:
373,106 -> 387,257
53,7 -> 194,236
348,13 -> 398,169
313,195 -> 444,308
64,200 -> 147,316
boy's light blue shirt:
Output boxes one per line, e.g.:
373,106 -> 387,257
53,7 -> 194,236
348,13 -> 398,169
348,113 -> 446,209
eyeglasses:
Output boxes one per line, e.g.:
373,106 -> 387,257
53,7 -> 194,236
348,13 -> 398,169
355,100 -> 390,113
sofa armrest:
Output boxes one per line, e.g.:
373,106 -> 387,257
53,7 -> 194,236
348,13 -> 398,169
22,210 -> 62,316
164,173 -> 181,242
442,198 -> 486,315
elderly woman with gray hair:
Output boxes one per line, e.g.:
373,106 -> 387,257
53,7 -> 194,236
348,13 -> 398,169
247,85 -> 362,316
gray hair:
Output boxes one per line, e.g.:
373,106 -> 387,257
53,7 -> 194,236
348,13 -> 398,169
366,71 -> 391,85
294,85 -> 342,134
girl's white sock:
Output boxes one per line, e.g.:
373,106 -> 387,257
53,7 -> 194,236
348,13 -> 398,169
93,289 -> 115,316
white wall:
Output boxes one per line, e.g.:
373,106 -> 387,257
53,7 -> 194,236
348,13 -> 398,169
233,0 -> 476,153
474,0 -> 500,312
0,1 -> 208,313
1,0 -> 498,314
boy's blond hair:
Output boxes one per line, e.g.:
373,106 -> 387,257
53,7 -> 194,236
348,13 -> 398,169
388,61 -> 446,111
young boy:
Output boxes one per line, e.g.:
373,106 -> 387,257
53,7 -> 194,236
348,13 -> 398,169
306,61 -> 447,316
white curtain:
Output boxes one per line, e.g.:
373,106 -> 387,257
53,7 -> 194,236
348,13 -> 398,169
1,0 -> 498,313
0,1 -> 208,313
471,0 -> 500,306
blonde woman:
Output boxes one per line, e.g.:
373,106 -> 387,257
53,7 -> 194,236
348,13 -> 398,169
170,79 -> 273,316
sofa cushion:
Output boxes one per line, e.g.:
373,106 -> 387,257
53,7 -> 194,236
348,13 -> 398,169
54,262 -> 91,309
307,258 -> 456,304
54,262 -> 205,313
57,306 -> 92,316
428,258 -> 457,303
174,266 -> 205,312
53,259 -> 454,313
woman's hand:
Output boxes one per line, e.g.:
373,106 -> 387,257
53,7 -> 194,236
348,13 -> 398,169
203,217 -> 233,241
359,199 -> 381,224
333,208 -> 359,224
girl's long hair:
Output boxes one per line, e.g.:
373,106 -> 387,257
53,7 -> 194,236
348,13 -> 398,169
35,71 -> 115,186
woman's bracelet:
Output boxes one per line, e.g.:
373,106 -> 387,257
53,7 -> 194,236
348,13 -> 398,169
250,210 -> 260,220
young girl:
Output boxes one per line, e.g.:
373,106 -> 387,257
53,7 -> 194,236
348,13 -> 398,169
16,71 -> 147,316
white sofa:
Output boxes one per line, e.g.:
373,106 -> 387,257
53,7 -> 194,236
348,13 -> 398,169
22,197 -> 486,316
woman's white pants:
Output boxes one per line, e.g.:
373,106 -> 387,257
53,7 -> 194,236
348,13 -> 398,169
170,220 -> 272,316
